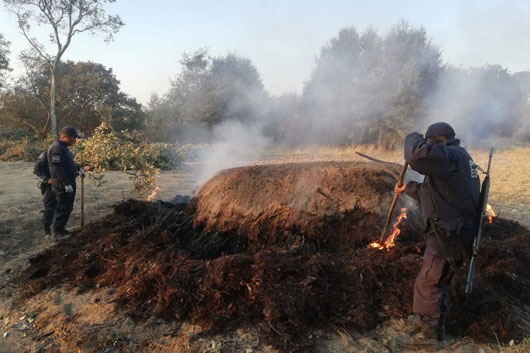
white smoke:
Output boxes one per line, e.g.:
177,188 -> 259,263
423,66 -> 523,146
194,119 -> 273,187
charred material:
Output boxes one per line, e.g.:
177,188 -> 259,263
16,162 -> 530,352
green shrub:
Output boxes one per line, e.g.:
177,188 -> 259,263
73,122 -> 187,196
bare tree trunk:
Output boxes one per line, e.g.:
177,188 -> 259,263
377,121 -> 384,151
50,68 -> 58,136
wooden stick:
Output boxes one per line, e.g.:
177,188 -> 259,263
80,175 -> 85,227
379,162 -> 408,242
355,151 -> 394,165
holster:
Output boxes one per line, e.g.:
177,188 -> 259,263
38,180 -> 48,195
431,218 -> 464,241
429,218 -> 468,268
51,181 -> 66,200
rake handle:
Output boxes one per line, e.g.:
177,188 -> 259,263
379,162 -> 408,242
80,175 -> 85,227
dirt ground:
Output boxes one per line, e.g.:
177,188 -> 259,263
0,145 -> 529,353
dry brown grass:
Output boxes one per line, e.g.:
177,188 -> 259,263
471,147 -> 530,227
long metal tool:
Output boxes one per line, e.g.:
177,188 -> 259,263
380,162 -> 408,242
80,174 -> 85,227
465,147 -> 494,294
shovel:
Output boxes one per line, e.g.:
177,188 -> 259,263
380,162 -> 408,242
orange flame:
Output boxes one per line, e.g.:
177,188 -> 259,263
486,204 -> 496,224
370,208 -> 407,251
147,187 -> 160,202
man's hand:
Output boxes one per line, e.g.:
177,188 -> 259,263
65,185 -> 74,193
395,182 -> 407,195
79,169 -> 86,178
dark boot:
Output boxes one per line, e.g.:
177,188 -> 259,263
396,324 -> 437,348
436,313 -> 447,342
53,226 -> 71,239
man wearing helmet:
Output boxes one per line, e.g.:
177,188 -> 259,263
395,122 -> 480,346
44,126 -> 88,239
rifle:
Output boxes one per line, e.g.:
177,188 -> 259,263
465,147 -> 494,294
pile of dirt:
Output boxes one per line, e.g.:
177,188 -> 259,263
191,161 -> 403,251
15,162 -> 530,352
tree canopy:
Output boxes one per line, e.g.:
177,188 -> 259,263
3,0 -> 124,134
428,65 -> 524,142
146,50 -> 268,142
0,60 -> 144,136
301,21 -> 443,147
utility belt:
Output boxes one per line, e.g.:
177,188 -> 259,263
38,178 -> 60,194
427,217 -> 475,241
427,217 -> 476,268
38,178 -> 65,196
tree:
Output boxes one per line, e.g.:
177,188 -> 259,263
0,34 -> 11,89
429,65 -> 523,143
3,0 -> 124,135
301,21 -> 443,147
1,59 -> 144,137
147,49 -> 269,142
209,53 -> 267,127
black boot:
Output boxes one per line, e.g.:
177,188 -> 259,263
436,313 -> 447,342
53,226 -> 71,239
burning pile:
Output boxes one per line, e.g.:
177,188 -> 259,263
18,162 -> 530,352
190,161 -> 403,251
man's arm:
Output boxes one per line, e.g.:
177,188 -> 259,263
395,180 -> 422,202
404,132 -> 453,180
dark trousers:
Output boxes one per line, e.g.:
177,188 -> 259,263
413,253 -> 452,328
42,184 -> 76,229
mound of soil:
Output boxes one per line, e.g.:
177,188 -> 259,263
191,161 -> 403,251
17,196 -> 530,352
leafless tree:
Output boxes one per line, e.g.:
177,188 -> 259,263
3,0 -> 124,135
0,33 -> 11,88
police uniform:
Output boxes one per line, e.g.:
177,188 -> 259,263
403,123 -> 480,336
44,128 -> 82,235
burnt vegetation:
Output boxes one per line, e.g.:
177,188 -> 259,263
18,164 -> 530,352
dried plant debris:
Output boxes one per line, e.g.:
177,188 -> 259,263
17,163 -> 530,352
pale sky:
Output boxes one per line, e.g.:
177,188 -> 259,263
1,0 -> 530,104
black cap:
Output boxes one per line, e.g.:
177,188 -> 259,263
60,126 -> 83,138
425,122 -> 455,138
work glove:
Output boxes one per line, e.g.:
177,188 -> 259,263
79,169 -> 86,178
65,185 -> 74,193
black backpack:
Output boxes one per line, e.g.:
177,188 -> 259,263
34,150 -> 50,178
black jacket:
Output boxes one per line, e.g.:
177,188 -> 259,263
403,132 -> 480,255
47,140 -> 79,187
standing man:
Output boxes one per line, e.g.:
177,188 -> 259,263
43,126 -> 86,239
395,122 -> 480,346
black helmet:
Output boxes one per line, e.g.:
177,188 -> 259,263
60,126 -> 83,138
425,122 -> 455,138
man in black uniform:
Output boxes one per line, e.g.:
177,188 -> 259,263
395,122 -> 480,345
43,126 -> 86,239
